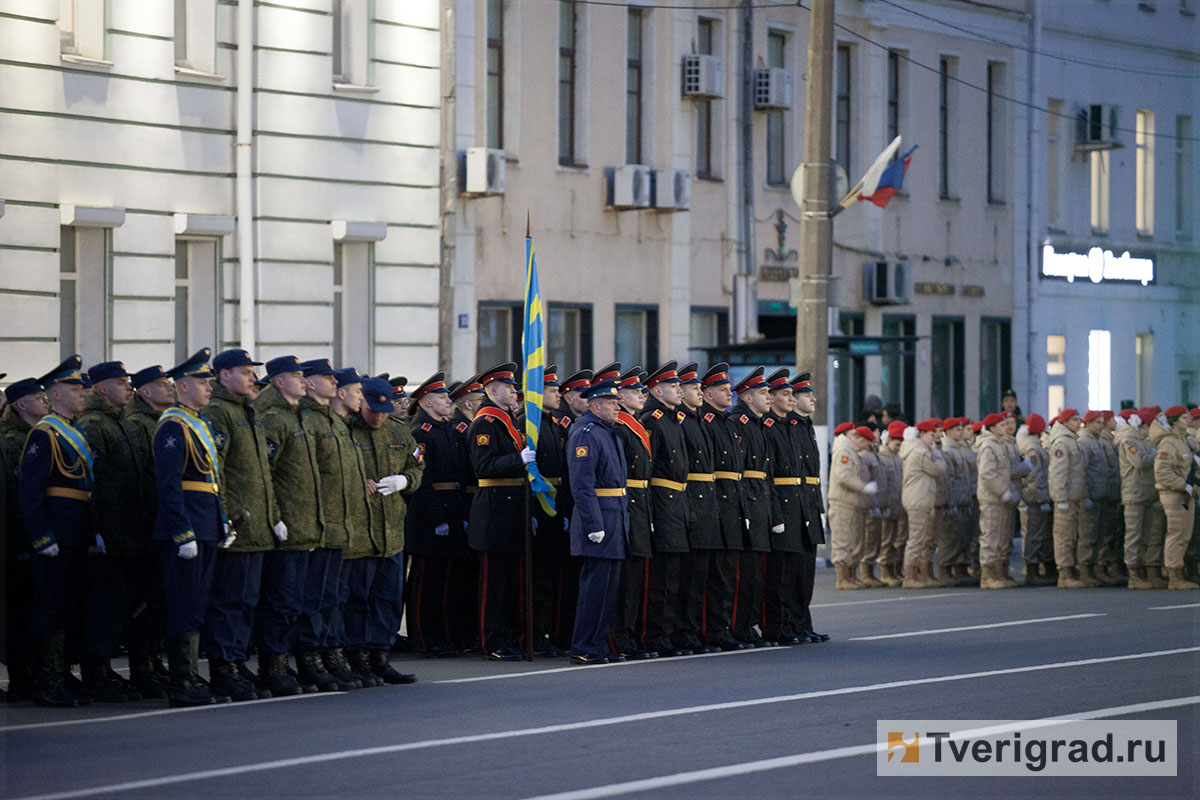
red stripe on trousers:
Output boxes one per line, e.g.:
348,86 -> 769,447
479,553 -> 489,653
415,558 -> 427,651
730,555 -> 742,632
640,557 -> 651,646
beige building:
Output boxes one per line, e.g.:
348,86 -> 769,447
445,0 -> 1027,424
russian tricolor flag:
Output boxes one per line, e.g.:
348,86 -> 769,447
840,136 -> 918,209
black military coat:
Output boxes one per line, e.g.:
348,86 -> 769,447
639,397 -> 690,553
406,409 -> 471,557
700,402 -> 747,550
467,406 -> 527,553
728,403 -> 775,552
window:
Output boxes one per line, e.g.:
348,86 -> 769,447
695,18 -> 716,179
1136,110 -> 1155,235
835,44 -> 852,180
486,0 -> 504,150
614,305 -> 659,371
765,30 -> 787,185
930,317 -> 964,418
332,0 -> 370,86
174,0 -> 217,73
477,302 -> 522,369
1181,371 -> 1195,406
548,304 -> 592,375
938,56 -> 955,198
174,238 -> 222,363
60,225 -> 112,363
979,318 -> 1011,417
986,62 -> 1007,204
1136,333 -> 1154,407
558,1 -> 580,165
626,9 -> 644,164
1088,330 -> 1111,411
1046,99 -> 1064,225
1176,116 -> 1193,236
1090,150 -> 1110,232
881,315 -> 915,422
886,50 -> 901,148
1046,334 -> 1066,421
833,312 -> 864,424
60,0 -> 107,60
688,307 -> 729,367
331,244 -> 374,370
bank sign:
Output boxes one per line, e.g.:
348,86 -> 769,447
1041,244 -> 1155,286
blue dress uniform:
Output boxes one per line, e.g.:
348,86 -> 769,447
18,357 -> 95,707
153,349 -> 230,706
566,385 -> 628,664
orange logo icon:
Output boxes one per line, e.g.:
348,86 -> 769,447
887,732 -> 920,763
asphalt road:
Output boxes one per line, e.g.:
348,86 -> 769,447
3,564 -> 1198,800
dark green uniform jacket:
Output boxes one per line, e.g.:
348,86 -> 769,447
299,397 -> 369,550
258,386 -> 324,551
77,394 -> 151,556
204,383 -> 280,552
350,416 -> 423,560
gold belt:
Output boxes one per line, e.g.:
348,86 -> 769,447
431,482 -> 460,491
714,471 -> 742,481
626,479 -> 650,489
594,488 -> 626,497
46,486 -> 90,501
181,481 -> 219,494
805,476 -> 821,485
773,477 -> 803,486
686,473 -> 715,483
650,477 -> 687,492
477,478 -> 523,488
743,470 -> 767,480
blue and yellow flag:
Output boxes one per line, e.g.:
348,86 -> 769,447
523,234 -> 556,515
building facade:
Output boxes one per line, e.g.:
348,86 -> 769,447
0,0 -> 442,379
1016,0 -> 1200,417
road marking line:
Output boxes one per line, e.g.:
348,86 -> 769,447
436,644 -> 782,684
810,591 -> 971,608
0,691 -> 343,733
1149,603 -> 1200,610
11,646 -> 1198,800
848,613 -> 1105,641
520,695 -> 1200,800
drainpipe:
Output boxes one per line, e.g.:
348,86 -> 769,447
1024,0 -> 1040,406
236,0 -> 256,352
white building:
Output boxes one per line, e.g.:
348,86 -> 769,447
1017,0 -> 1200,416
0,0 -> 442,380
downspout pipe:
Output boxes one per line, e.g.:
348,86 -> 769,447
236,0 -> 256,352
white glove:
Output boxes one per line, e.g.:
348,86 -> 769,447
90,534 -> 106,554
520,447 -> 537,465
178,541 -> 198,559
1040,503 -> 1052,512
744,518 -> 751,531
1187,485 -> 1195,497
435,523 -> 451,537
771,523 -> 785,534
1056,502 -> 1069,511
587,530 -> 605,544
1082,498 -> 1095,510
1193,454 -> 1200,468
1017,504 -> 1028,513
273,520 -> 289,542
863,481 -> 879,495
377,474 -> 409,496
37,542 -> 60,557
220,521 -> 236,549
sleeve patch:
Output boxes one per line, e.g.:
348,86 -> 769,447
840,455 -> 849,464
421,422 -> 432,431
739,415 -> 749,424
1128,445 -> 1137,453
575,445 -> 588,458
764,418 -> 775,428
703,413 -> 714,423
455,421 -> 468,433
652,410 -> 663,420
1157,452 -> 1170,460
559,416 -> 571,428
213,431 -> 227,451
266,439 -> 279,460
414,443 -> 425,464
476,434 -> 490,446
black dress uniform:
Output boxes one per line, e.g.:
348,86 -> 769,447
611,368 -> 655,658
728,368 -> 778,646
761,369 -> 807,645
406,374 -> 474,656
638,361 -> 690,656
531,366 -> 575,654
447,379 -> 481,650
788,372 -> 829,642
19,357 -> 94,707
467,363 -> 529,660
698,363 -> 747,649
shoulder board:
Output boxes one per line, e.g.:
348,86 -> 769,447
652,409 -> 663,420
421,422 -> 432,432
582,423 -> 594,433
455,421 -> 468,433
559,416 -> 571,428
739,415 -> 749,424
676,411 -> 685,424
764,417 -> 775,428
703,412 -> 714,423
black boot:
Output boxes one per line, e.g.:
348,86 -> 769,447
235,661 -> 273,699
128,653 -> 168,699
81,659 -> 139,703
346,647 -> 384,688
31,633 -> 87,708
260,652 -> 304,697
208,659 -> 261,702
369,649 -> 417,685
167,634 -> 220,707
322,648 -> 364,690
296,649 -> 342,692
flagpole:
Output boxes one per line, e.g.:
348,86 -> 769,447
523,211 -> 536,662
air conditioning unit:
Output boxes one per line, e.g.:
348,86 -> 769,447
862,260 -> 909,306
682,54 -> 723,99
461,147 -> 506,195
754,68 -> 792,110
651,169 -> 691,211
606,165 -> 651,210
1075,104 -> 1121,151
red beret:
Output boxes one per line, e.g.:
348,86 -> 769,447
887,420 -> 907,439
1190,408 -> 1200,419
916,418 -> 941,433
983,413 -> 1004,428
1101,410 -> 1114,420
833,421 -> 855,436
1118,409 -> 1135,420
1136,407 -> 1157,425
1148,405 -> 1162,415
972,421 -> 984,433
1026,412 -> 1046,436
1083,410 -> 1103,423
1058,408 -> 1079,424
1164,405 -> 1188,419
959,417 -> 973,427
855,425 -> 876,442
